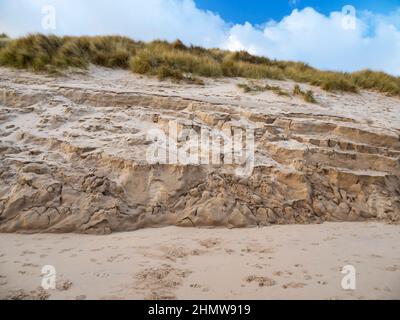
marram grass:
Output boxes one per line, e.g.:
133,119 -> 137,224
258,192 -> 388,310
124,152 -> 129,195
0,34 -> 399,95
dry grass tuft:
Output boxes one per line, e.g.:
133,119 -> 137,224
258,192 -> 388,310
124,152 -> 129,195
238,82 -> 290,97
293,84 -> 318,104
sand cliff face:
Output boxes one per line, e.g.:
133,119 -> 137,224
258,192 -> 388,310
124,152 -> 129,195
0,66 -> 399,234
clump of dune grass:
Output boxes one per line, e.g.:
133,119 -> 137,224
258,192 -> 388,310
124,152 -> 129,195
221,52 -> 285,80
156,65 -> 204,85
351,70 -> 400,96
304,90 -> 317,103
319,77 -> 358,93
293,84 -> 318,104
0,34 -> 138,72
238,82 -> 290,97
238,81 -> 315,102
0,34 -> 399,96
265,84 -> 290,97
184,75 -> 205,85
285,63 -> 359,93
0,35 -> 10,49
130,40 -> 222,79
237,83 -> 252,93
0,34 -> 64,71
293,84 -> 303,96
237,82 -> 264,93
157,65 -> 184,81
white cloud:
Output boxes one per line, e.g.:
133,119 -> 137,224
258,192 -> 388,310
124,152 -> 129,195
0,0 -> 228,47
0,1 -> 399,75
223,8 -> 400,75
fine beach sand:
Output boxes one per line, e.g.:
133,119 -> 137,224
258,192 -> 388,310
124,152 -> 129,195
0,222 -> 399,300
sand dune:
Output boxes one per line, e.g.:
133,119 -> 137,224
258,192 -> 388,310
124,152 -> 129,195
0,66 -> 399,233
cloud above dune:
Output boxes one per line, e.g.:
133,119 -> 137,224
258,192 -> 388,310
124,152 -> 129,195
0,0 -> 228,47
0,0 -> 399,75
224,8 -> 400,75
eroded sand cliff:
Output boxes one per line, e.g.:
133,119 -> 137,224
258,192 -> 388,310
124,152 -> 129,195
0,66 -> 399,234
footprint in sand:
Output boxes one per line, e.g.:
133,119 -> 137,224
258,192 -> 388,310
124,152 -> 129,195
93,272 -> 110,278
160,246 -> 202,262
282,282 -> 307,289
22,263 -> 39,268
385,265 -> 400,272
273,271 -> 293,277
245,275 -> 276,287
56,280 -> 73,291
21,250 -> 36,256
0,274 -> 7,286
241,246 -> 274,254
6,287 -> 50,300
199,238 -> 220,249
134,264 -> 192,300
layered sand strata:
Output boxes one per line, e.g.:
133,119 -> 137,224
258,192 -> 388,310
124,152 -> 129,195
0,66 -> 399,234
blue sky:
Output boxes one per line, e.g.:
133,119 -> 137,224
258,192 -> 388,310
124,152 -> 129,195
0,0 -> 399,75
196,0 -> 400,24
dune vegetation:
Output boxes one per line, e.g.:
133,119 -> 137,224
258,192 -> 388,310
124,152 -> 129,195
0,33 -> 10,49
0,33 -> 399,95
293,84 -> 318,103
238,82 -> 317,104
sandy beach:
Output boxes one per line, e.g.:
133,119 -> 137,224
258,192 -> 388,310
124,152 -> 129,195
0,222 -> 399,300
